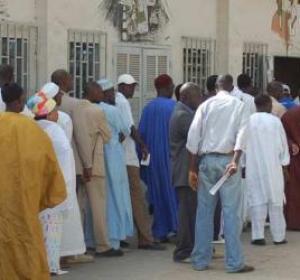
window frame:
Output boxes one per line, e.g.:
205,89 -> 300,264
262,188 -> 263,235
182,36 -> 216,91
68,29 -> 107,99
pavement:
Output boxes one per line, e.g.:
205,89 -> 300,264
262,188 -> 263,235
58,230 -> 300,280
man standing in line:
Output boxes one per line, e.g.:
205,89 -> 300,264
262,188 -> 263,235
51,70 -> 117,258
204,75 -> 218,100
187,75 -> 254,273
0,83 -> 67,280
169,82 -> 202,263
115,74 -> 165,250
282,105 -> 300,230
139,74 -> 177,242
266,81 -> 287,118
226,74 -> 256,115
0,64 -> 33,117
246,94 -> 289,245
237,74 -> 256,97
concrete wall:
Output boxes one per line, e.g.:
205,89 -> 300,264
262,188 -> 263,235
4,0 -> 300,89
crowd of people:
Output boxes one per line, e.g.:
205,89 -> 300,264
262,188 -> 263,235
1,63 -> 300,279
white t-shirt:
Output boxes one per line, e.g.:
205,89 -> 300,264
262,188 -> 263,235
115,92 -> 140,167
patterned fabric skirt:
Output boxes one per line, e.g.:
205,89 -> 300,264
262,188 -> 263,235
40,210 -> 64,274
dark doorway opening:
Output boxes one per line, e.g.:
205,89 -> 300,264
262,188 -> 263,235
274,56 -> 300,98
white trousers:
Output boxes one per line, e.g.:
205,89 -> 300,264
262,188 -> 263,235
251,204 -> 286,242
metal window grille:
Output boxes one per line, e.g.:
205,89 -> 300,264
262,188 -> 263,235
243,42 -> 268,93
0,22 -> 37,94
68,30 -> 107,99
183,37 -> 216,90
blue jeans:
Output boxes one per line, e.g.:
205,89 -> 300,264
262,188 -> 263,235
192,154 -> 245,272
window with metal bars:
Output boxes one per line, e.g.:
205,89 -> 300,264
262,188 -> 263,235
68,30 -> 107,99
243,42 -> 268,93
0,22 -> 37,93
182,37 -> 216,90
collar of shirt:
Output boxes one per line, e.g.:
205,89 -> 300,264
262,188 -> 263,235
178,101 -> 194,113
216,90 -> 230,96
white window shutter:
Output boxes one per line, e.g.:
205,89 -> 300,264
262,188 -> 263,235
142,49 -> 170,108
114,46 -> 142,124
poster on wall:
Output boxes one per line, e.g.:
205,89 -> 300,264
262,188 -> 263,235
271,0 -> 300,51
100,0 -> 170,41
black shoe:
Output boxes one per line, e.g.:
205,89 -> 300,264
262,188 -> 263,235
120,241 -> 130,248
273,239 -> 288,245
158,237 -> 170,243
138,242 -> 166,251
251,239 -> 266,246
230,265 -> 255,273
95,249 -> 124,257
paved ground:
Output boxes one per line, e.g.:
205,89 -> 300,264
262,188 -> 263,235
58,231 -> 300,280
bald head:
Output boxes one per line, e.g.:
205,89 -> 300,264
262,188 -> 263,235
84,81 -> 104,103
51,69 -> 73,93
180,82 -> 202,110
216,74 -> 234,92
267,81 -> 283,100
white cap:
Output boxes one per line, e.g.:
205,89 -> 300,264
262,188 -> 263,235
117,74 -> 137,85
40,82 -> 59,99
283,84 -> 291,94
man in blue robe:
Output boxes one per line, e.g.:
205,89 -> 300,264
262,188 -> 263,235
139,74 -> 178,241
84,80 -> 134,254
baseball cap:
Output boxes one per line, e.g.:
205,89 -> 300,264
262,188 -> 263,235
117,74 -> 137,85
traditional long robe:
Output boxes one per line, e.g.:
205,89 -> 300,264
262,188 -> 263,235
98,102 -> 133,248
139,97 -> 177,239
55,114 -> 86,257
282,107 -> 300,229
38,120 -> 80,273
246,113 -> 290,207
0,113 -> 66,280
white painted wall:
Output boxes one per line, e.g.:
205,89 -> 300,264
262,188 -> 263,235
4,0 -> 300,89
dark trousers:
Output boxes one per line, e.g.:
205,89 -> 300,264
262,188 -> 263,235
173,186 -> 197,261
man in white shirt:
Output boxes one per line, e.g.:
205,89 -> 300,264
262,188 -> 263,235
0,64 -> 33,117
115,74 -> 164,250
225,74 -> 256,115
245,94 -> 290,246
187,75 -> 254,273
266,81 -> 287,118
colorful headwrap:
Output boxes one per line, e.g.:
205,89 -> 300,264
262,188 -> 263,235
27,93 -> 56,117
154,74 -> 173,90
97,79 -> 114,92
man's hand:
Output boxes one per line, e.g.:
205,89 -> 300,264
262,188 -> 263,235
83,167 -> 92,183
225,161 -> 238,177
291,143 -> 299,156
189,171 -> 199,191
119,132 -> 126,143
141,144 -> 149,161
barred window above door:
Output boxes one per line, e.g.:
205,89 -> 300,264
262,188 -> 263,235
68,30 -> 107,98
243,42 -> 268,93
183,37 -> 216,91
0,22 -> 37,94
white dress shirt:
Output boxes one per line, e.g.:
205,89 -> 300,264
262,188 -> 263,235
230,86 -> 256,115
115,91 -> 140,167
186,91 -> 248,155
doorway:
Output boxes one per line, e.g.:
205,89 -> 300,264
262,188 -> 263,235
274,56 -> 300,98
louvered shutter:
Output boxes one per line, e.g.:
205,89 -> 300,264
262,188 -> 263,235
114,46 -> 142,124
142,48 -> 170,108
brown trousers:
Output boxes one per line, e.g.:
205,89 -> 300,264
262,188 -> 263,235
127,166 -> 153,245
78,176 -> 110,252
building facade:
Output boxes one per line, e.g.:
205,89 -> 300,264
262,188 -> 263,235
2,0 -> 300,121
